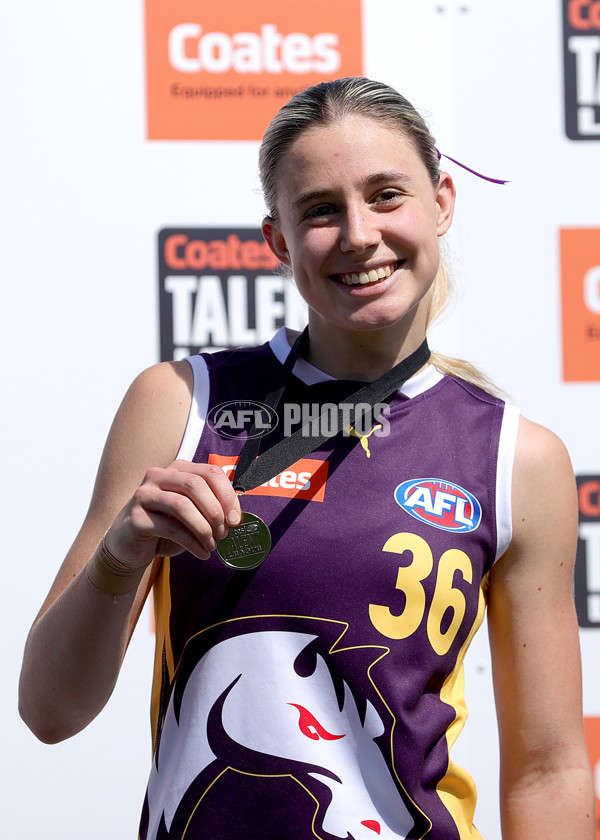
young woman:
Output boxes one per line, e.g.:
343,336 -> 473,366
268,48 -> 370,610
19,77 -> 593,840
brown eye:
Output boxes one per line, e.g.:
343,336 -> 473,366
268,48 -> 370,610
304,204 -> 336,219
375,189 -> 403,204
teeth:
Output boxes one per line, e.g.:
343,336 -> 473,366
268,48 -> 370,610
337,263 -> 397,286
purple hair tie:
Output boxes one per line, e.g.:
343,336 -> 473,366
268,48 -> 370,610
435,148 -> 509,185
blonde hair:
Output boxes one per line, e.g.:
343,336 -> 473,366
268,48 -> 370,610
426,263 -> 505,397
259,77 -> 503,398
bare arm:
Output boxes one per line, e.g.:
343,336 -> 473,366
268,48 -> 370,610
488,417 -> 594,839
19,360 -> 241,743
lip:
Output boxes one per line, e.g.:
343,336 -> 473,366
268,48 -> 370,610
330,260 -> 406,292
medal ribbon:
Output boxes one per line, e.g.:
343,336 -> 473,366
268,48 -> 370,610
233,329 -> 430,493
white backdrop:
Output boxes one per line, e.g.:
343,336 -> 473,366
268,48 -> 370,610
2,2 -> 598,838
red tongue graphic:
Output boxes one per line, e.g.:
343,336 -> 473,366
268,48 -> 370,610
361,820 -> 381,834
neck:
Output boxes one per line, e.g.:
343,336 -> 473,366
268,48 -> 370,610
303,318 -> 428,381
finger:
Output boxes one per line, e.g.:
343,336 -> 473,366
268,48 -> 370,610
139,511 -> 213,561
106,501 -> 213,568
132,481 -> 222,551
143,468 -> 228,538
110,504 -> 213,563
170,461 -> 243,528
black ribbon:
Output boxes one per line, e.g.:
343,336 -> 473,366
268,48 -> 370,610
233,328 -> 430,493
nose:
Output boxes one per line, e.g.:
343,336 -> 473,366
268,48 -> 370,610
339,204 -> 380,254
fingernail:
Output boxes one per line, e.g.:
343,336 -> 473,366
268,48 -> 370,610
206,538 -> 216,552
215,524 -> 227,540
228,510 -> 241,526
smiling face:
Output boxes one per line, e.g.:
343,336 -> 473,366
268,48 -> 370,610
262,114 -> 455,359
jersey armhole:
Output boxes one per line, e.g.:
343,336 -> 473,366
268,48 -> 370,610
494,402 -> 520,563
176,355 -> 210,461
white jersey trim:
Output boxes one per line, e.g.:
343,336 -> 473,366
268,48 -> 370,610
177,355 -> 209,462
494,403 -> 520,563
269,327 -> 444,395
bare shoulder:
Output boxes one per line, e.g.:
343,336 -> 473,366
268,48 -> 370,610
513,414 -> 573,477
117,359 -> 194,428
109,359 -> 194,460
498,414 -> 577,579
513,417 -> 575,504
84,357 -> 196,511
90,359 -> 195,510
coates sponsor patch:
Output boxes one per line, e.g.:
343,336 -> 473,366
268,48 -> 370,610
209,453 -> 328,502
394,478 -> 482,533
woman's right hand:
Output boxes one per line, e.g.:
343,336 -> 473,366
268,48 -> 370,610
104,460 -> 242,571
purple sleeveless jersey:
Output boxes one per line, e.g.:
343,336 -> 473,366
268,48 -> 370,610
140,330 -> 518,840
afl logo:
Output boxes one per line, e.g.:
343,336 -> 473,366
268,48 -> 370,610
394,478 -> 482,533
207,400 -> 278,439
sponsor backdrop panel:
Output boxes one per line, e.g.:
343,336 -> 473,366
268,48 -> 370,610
563,0 -> 600,140
561,228 -> 600,381
145,0 -> 363,139
2,1 -> 598,838
576,476 -> 600,628
158,227 -> 307,358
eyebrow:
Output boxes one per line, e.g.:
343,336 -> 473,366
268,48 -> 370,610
291,170 -> 416,210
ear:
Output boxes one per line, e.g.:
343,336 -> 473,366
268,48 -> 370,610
262,217 -> 291,267
435,172 -> 456,236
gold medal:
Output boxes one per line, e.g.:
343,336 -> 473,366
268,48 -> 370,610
216,512 -> 272,570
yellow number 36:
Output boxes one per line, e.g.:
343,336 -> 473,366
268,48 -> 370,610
368,532 -> 474,656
